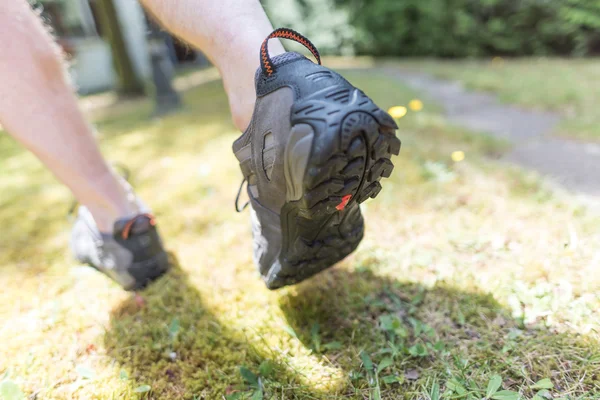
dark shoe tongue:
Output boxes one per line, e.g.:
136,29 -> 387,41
255,52 -> 307,81
271,52 -> 307,65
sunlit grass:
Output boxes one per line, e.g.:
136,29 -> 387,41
0,72 -> 599,399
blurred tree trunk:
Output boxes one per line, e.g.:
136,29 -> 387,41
95,0 -> 145,97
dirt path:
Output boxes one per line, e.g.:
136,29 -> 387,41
387,69 -> 600,196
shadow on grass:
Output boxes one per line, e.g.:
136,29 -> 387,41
104,255 -> 599,399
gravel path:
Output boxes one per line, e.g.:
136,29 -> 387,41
387,69 -> 600,196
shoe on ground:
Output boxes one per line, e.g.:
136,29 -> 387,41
233,28 -> 401,289
70,206 -> 169,290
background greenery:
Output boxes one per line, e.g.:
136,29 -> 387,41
264,0 -> 600,57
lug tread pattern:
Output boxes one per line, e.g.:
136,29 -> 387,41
269,87 -> 401,289
276,205 -> 364,288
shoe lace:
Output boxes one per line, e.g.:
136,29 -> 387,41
235,178 -> 249,213
260,28 -> 321,77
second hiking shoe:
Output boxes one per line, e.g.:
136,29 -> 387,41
233,28 -> 401,289
71,206 -> 169,291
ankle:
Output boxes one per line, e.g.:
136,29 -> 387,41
229,94 -> 255,132
78,172 -> 139,233
221,40 -> 285,132
84,205 -> 123,233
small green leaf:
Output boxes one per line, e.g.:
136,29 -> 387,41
409,318 -> 423,336
379,315 -> 408,337
239,366 -> 258,386
323,341 -> 342,351
377,357 -> 394,374
411,290 -> 425,306
446,378 -> 467,395
396,325 -> 409,338
225,393 -> 243,400
530,378 -> 553,390
169,318 -> 180,338
381,375 -> 402,384
430,380 -> 440,400
75,365 -> 96,380
119,370 -> 129,381
311,323 -> 321,352
0,380 -> 24,400
468,379 -> 482,392
379,315 -> 394,331
373,384 -> 382,400
258,360 -> 274,378
282,325 -> 297,339
133,385 -> 151,393
250,389 -> 263,400
424,324 -> 436,338
491,390 -> 520,400
408,343 -> 428,357
360,351 -> 373,371
486,375 -> 502,397
501,344 -> 514,353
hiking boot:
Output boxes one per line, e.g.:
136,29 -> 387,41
70,206 -> 169,290
233,28 -> 401,289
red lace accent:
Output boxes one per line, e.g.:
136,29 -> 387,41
122,213 -> 156,240
260,28 -> 321,77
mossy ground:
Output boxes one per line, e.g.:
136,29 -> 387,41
0,67 -> 599,399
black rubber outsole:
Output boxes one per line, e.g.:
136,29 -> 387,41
126,251 -> 170,291
269,87 -> 400,289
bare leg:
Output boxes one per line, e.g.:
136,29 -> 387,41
140,0 -> 285,131
0,0 -> 136,232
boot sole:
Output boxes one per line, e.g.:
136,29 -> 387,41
267,86 -> 400,289
126,251 -> 170,291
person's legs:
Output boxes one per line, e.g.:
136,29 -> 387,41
0,0 -> 169,289
0,0 -> 136,233
140,0 -> 284,131
141,0 -> 401,289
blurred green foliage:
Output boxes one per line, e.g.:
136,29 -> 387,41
262,0 -> 356,55
264,0 -> 600,57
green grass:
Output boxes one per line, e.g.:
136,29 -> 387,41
1,70 -> 599,399
394,58 -> 600,141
